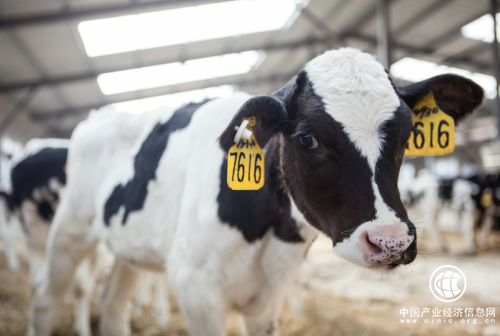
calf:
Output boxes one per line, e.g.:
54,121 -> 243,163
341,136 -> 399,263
9,139 -> 69,283
28,48 -> 483,336
7,139 -> 107,336
401,170 -> 477,253
468,174 -> 500,250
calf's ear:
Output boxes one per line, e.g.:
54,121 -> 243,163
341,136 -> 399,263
218,72 -> 305,153
397,74 -> 484,124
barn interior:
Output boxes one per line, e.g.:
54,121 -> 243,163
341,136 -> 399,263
0,0 -> 500,335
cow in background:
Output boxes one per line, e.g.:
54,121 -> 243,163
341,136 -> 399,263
28,48 -> 484,336
403,169 -> 477,253
9,138 -> 172,335
3,138 -> 107,336
399,168 -> 499,254
9,139 -> 69,284
468,174 -> 500,250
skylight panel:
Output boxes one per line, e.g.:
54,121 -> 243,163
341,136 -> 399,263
97,51 -> 263,95
78,0 -> 303,57
461,14 -> 500,43
111,85 -> 235,114
390,57 -> 497,99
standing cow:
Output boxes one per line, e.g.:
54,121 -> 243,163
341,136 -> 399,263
28,48 -> 484,336
9,139 -> 69,286
400,169 -> 478,253
5,139 -> 107,336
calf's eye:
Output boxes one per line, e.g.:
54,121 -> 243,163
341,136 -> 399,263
299,134 -> 318,149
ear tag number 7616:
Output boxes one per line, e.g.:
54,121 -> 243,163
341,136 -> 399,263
405,91 -> 455,156
227,117 -> 265,190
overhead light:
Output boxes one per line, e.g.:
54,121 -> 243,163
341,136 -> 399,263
97,51 -> 263,95
111,85 -> 235,114
461,14 -> 499,43
390,57 -> 497,99
78,0 -> 304,57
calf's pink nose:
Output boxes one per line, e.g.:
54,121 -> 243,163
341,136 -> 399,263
363,232 -> 414,266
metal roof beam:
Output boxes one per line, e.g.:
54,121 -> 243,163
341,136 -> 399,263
29,73 -> 295,121
348,32 -> 491,71
0,37 -> 325,92
394,0 -> 455,38
1,32 -> 492,94
0,0 -> 228,29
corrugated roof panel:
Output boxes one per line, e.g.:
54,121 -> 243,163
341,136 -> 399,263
332,0 -> 375,34
29,87 -> 66,111
360,0 -> 437,37
0,0 -> 61,16
16,24 -> 88,77
398,0 -> 488,46
57,80 -> 101,107
0,31 -> 40,83
277,14 -> 317,45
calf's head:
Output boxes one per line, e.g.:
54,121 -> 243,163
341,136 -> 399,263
219,48 -> 484,269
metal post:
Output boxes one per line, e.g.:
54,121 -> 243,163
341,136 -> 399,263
0,85 -> 38,137
377,0 -> 391,69
491,0 -> 500,139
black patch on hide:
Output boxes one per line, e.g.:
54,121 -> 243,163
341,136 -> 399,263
104,101 -> 208,226
10,147 -> 67,222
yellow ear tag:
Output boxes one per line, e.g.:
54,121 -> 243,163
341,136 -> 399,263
481,188 -> 493,208
227,117 -> 265,190
405,91 -> 455,156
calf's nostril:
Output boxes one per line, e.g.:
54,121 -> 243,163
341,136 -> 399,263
365,235 -> 384,255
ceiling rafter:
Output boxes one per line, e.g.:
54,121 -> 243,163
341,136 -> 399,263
0,30 -> 492,94
0,0 -> 229,28
29,72 -> 296,122
393,0 -> 456,38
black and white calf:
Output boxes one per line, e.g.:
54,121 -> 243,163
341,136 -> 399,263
28,48 -> 484,336
5,139 -> 109,336
400,170 -> 478,253
399,171 -> 500,254
9,138 -> 69,284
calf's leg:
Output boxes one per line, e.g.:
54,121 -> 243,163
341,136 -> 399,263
171,273 -> 226,336
72,245 -> 102,336
461,208 -> 476,254
480,206 -> 495,250
27,214 -> 97,336
99,259 -> 139,336
152,273 -> 170,327
242,296 -> 283,336
429,208 -> 447,252
0,216 -> 19,271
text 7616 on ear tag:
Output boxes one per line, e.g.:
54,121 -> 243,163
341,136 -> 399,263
405,91 -> 455,156
227,117 -> 265,190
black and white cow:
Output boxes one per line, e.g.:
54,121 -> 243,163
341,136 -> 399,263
399,169 -> 478,253
468,174 -> 500,249
400,170 -> 500,254
3,139 -> 111,336
28,48 -> 484,336
9,138 -> 69,284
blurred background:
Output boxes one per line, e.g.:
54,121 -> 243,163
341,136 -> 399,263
0,0 -> 500,335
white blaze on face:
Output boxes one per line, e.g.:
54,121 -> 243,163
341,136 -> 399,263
304,48 -> 400,170
305,48 -> 409,266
